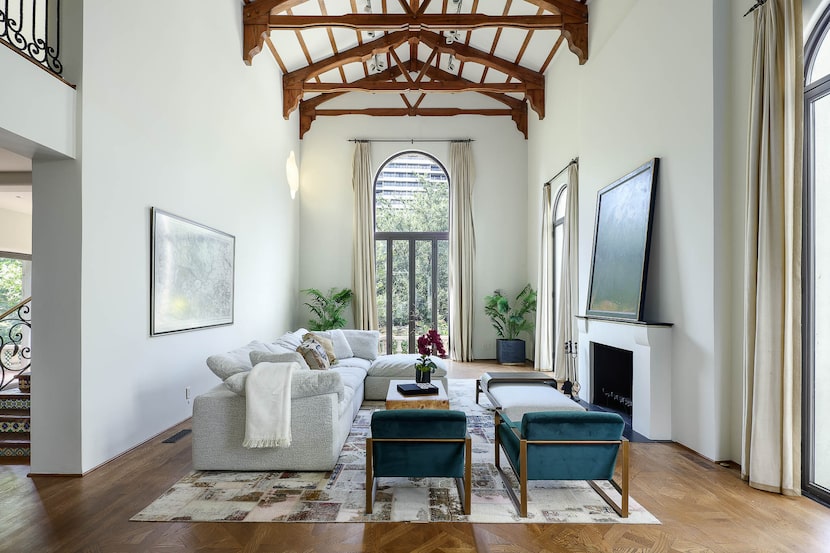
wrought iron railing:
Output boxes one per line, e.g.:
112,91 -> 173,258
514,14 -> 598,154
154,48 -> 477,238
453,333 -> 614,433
0,297 -> 31,391
0,0 -> 62,75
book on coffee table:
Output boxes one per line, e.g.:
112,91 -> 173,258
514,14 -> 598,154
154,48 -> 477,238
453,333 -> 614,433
396,383 -> 439,395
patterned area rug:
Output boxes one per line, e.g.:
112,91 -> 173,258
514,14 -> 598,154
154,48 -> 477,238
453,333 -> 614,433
132,380 -> 659,524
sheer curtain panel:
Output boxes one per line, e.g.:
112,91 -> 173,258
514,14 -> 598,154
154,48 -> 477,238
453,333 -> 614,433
535,183 -> 555,371
554,164 -> 579,393
742,0 -> 803,495
449,141 -> 476,361
352,142 -> 378,330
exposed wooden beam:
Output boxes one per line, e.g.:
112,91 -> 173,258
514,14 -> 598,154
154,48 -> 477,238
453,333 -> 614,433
283,31 -> 414,117
242,0 -> 309,64
522,0 -> 588,63
299,65 -> 406,137
283,28 -> 544,118
417,31 -> 542,87
302,81 -> 528,93
522,0 -> 587,21
314,107 -> 514,116
266,14 -> 577,31
299,59 -> 528,138
417,30 -> 544,118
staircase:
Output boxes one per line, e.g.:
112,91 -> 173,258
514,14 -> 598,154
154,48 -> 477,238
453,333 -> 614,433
0,378 -> 30,459
0,296 -> 32,461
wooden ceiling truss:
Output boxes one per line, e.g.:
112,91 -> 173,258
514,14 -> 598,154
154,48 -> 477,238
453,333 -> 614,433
242,0 -> 588,138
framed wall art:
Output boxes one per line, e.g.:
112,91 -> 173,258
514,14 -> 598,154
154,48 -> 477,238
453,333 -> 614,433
586,158 -> 659,321
150,208 -> 235,335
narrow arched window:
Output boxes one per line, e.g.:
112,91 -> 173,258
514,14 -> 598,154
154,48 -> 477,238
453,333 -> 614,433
374,152 -> 450,354
804,4 -> 830,505
553,184 -> 568,321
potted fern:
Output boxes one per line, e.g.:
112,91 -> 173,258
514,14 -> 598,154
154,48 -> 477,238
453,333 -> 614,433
484,284 -> 537,365
302,287 -> 354,331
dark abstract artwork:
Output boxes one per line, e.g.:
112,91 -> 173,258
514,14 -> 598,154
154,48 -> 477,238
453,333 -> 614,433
586,159 -> 659,321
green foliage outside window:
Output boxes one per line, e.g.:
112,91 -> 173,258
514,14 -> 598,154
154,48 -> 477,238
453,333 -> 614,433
0,258 -> 24,341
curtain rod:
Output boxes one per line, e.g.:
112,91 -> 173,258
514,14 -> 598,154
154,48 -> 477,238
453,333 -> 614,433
349,138 -> 474,143
743,0 -> 768,17
544,157 -> 579,186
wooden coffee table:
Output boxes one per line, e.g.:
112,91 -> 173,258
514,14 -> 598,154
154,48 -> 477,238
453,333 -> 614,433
385,380 -> 450,410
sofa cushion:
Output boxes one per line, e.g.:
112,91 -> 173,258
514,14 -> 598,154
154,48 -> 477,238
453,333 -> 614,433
332,366 -> 368,394
337,357 -> 371,371
304,332 -> 337,364
312,329 -> 354,360
369,353 -> 448,377
341,329 -> 380,361
223,365 -> 344,401
206,340 -> 273,380
297,339 -> 330,370
249,350 -> 311,372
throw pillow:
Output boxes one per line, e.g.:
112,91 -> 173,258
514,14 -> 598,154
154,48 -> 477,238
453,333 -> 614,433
296,339 -> 331,370
249,350 -> 311,372
303,332 -> 337,364
272,328 -> 309,350
341,329 -> 381,361
224,371 -> 248,395
314,329 -> 354,360
206,340 -> 271,380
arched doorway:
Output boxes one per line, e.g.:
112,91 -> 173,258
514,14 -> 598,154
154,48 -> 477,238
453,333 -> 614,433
374,151 -> 450,354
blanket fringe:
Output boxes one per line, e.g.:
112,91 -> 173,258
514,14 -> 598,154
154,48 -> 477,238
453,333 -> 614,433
243,437 -> 292,449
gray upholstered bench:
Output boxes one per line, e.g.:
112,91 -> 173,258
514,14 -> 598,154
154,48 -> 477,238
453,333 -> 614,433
477,371 -> 586,422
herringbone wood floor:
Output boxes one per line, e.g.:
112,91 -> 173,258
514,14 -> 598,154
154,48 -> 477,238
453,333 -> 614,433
1,361 -> 828,553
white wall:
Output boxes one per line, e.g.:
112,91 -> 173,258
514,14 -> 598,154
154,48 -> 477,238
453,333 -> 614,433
527,0 -> 747,461
31,0 -> 300,473
0,43 -> 75,159
0,208 -> 32,254
298,116 -> 528,360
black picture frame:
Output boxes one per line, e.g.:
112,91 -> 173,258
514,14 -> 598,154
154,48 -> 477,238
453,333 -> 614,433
150,208 -> 235,336
585,158 -> 659,321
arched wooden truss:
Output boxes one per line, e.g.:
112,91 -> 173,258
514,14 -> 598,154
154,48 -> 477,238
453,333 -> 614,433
243,0 -> 588,138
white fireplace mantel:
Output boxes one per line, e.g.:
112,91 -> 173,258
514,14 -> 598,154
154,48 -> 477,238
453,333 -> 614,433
577,316 -> 672,440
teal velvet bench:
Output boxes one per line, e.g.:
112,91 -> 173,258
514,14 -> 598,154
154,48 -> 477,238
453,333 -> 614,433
495,410 -> 629,517
365,409 -> 472,515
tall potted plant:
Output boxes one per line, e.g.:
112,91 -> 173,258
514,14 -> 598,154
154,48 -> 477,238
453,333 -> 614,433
484,284 -> 537,365
302,287 -> 354,331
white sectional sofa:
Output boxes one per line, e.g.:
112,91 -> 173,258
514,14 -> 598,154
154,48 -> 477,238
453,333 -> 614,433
192,328 -> 448,471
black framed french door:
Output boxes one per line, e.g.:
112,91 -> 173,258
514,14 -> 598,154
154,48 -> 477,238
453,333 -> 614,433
375,232 -> 448,355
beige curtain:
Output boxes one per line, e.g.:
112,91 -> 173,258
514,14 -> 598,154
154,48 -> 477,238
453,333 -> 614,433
351,141 -> 378,330
535,183 -> 555,371
742,0 -> 803,495
449,141 -> 476,361
554,164 -> 579,394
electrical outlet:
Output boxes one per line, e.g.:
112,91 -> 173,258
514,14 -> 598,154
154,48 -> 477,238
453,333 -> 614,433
185,387 -> 191,400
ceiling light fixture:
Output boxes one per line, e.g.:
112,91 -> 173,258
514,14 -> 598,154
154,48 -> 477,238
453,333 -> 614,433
445,0 -> 463,44
369,53 -> 386,73
364,0 -> 375,37
447,54 -> 456,71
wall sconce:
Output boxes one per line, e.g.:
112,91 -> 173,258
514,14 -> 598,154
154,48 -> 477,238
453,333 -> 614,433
286,150 -> 299,199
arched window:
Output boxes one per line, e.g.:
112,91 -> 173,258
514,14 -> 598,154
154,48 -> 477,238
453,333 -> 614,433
553,184 -> 568,322
804,4 -> 830,505
374,152 -> 450,354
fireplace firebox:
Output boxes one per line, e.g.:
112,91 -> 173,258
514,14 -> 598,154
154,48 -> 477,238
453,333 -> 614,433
591,342 -> 633,416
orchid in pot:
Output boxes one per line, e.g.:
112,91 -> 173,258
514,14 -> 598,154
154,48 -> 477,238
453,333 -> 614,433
415,329 -> 447,383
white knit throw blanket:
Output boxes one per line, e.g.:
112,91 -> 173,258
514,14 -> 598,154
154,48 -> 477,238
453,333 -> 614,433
243,361 -> 293,448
